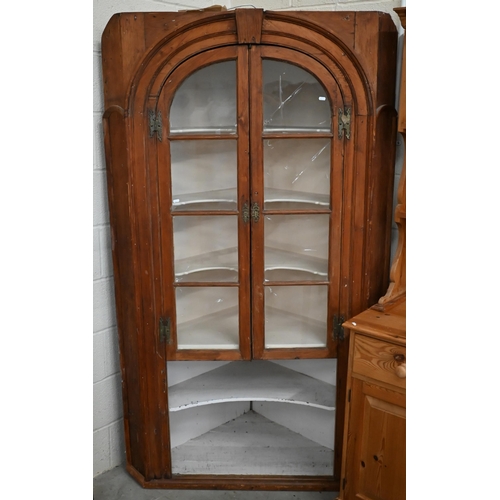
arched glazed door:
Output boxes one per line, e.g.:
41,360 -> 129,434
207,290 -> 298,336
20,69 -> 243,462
155,45 -> 345,361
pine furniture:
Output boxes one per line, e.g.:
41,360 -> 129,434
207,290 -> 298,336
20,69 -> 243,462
101,7 -> 398,490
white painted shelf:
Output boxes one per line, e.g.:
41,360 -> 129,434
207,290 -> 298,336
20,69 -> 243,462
168,360 -> 336,411
263,126 -> 331,134
171,187 -> 329,212
171,410 -> 334,475
175,247 -> 239,283
265,247 -> 327,280
174,246 -> 327,283
264,188 -> 329,208
170,126 -> 237,135
172,188 -> 237,212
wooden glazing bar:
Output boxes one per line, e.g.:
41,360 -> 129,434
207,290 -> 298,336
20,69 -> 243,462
262,132 -> 333,139
168,134 -> 239,141
170,210 -> 238,216
260,348 -> 333,360
262,280 -> 330,286
262,209 -> 331,215
173,282 -> 240,287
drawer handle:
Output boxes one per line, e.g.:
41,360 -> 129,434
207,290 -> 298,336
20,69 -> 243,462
394,353 -> 406,379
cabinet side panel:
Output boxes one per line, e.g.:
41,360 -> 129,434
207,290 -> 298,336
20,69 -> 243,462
353,14 -> 398,308
103,109 -> 144,475
365,106 -> 397,306
101,15 -> 124,107
353,12 -> 397,111
102,13 -> 147,109
346,116 -> 370,318
375,17 -> 398,109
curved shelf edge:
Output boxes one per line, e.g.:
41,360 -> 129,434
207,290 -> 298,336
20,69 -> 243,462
168,360 -> 336,413
170,397 -> 335,412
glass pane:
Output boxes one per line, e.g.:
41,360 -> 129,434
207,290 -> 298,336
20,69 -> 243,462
264,139 -> 331,209
262,60 -> 331,133
265,286 -> 328,348
173,216 -> 238,282
170,61 -> 237,134
171,140 -> 237,211
265,215 -> 329,282
176,287 -> 239,349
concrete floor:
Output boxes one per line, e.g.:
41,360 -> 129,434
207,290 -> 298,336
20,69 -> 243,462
93,465 -> 339,500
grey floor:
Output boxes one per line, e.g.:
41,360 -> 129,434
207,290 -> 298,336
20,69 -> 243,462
93,465 -> 339,500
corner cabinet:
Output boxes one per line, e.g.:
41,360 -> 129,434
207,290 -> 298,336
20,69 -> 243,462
101,8 -> 398,491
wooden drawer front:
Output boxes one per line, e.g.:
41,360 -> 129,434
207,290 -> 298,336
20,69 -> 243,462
352,334 -> 406,389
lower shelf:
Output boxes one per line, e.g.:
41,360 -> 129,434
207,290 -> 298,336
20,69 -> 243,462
171,410 -> 334,476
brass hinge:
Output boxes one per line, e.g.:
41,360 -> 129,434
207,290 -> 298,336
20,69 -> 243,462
149,110 -> 163,141
159,316 -> 171,343
338,107 -> 351,140
333,315 -> 345,341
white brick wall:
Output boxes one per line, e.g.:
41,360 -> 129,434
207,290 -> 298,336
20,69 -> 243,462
93,0 -> 404,477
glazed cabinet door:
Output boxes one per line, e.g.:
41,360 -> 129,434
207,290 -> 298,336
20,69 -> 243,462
249,47 -> 344,360
156,45 -> 345,361
157,47 -> 252,361
343,378 -> 406,499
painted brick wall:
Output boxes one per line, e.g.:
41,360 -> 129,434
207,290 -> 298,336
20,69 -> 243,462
93,0 -> 404,477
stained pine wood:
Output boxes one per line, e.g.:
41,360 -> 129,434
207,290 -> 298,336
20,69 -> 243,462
338,8 -> 406,488
339,299 -> 406,500
378,7 -> 406,308
101,8 -> 398,489
235,8 -> 263,44
344,380 -> 406,500
352,335 -> 406,390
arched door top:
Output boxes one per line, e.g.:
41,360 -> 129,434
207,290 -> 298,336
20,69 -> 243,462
127,10 -> 373,116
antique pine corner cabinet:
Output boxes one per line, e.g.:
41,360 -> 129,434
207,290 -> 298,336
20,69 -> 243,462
101,8 -> 398,491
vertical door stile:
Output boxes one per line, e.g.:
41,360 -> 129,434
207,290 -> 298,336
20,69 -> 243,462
328,85 -> 345,357
155,90 -> 174,477
138,95 -> 169,478
237,45 -> 252,360
334,97 -> 357,482
248,45 -> 265,359
343,112 -> 367,320
157,88 -> 177,363
338,103 -> 355,323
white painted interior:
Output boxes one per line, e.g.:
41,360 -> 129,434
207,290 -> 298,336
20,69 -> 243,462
166,359 -> 336,474
171,410 -> 334,475
169,401 -> 251,449
168,360 -> 336,411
